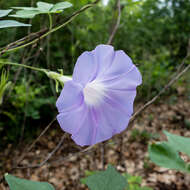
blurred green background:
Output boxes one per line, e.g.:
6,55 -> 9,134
0,0 -> 190,146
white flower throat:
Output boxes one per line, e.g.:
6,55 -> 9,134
83,81 -> 106,106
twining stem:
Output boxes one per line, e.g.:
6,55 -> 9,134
48,13 -> 53,30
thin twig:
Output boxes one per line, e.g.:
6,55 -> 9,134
127,39 -> 190,127
0,29 -> 48,56
169,39 -> 190,81
14,133 -> 67,169
50,145 -> 96,167
128,54 -> 190,125
107,0 -> 121,45
15,117 -> 56,166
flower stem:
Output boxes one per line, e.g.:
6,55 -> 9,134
0,61 -> 72,85
48,13 -> 53,30
0,61 -> 46,73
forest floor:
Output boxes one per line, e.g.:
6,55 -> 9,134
1,92 -> 190,190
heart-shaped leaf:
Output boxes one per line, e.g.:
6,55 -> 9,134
5,174 -> 55,190
81,165 -> 127,190
149,142 -> 188,172
164,130 -> 190,157
0,20 -> 31,28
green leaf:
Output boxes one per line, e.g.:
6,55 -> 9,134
0,20 -> 31,28
5,174 -> 55,190
164,130 -> 190,157
37,2 -> 54,12
81,165 -> 127,190
0,9 -> 12,17
10,1 -> 72,18
50,2 -> 73,13
148,142 -> 187,172
9,10 -> 39,18
11,7 -> 38,11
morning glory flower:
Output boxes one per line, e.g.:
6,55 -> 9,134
56,45 -> 142,146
